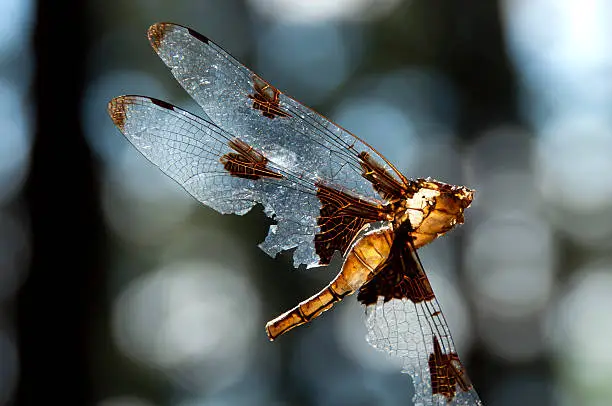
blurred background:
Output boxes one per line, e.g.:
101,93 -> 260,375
4,0 -> 612,405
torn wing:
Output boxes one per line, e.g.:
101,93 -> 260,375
357,232 -> 482,405
146,23 -> 412,204
107,96 -> 389,267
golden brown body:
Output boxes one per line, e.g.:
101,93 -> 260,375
110,23 -> 482,404
266,179 -> 473,340
266,226 -> 395,339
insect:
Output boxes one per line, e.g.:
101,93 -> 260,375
107,23 -> 482,405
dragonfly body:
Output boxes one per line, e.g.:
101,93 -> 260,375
108,22 -> 482,405
267,179 -> 473,340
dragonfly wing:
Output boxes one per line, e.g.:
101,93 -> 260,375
358,229 -> 482,405
147,23 -> 411,203
108,95 -> 388,268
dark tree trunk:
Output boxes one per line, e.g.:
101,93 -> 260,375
17,1 -> 104,404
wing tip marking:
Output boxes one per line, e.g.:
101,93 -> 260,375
148,22 -> 210,52
108,96 -> 179,131
148,22 -> 173,52
107,96 -> 130,131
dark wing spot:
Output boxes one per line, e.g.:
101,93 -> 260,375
187,27 -> 210,44
428,336 -> 472,401
358,152 -> 415,201
150,98 -> 176,110
248,75 -> 291,119
357,221 -> 434,305
220,138 -> 284,180
315,182 -> 389,265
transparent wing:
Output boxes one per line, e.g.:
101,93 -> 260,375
146,22 -> 410,203
364,299 -> 482,405
108,96 -> 387,268
358,233 -> 482,405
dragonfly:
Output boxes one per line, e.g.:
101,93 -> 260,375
107,22 -> 482,405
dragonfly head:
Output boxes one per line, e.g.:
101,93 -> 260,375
443,182 -> 474,217
399,178 -> 475,248
420,178 -> 474,224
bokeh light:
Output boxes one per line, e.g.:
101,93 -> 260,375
247,0 -> 404,23
255,22 -> 361,105
0,0 -> 33,58
535,114 -> 612,246
0,79 -> 32,204
547,264 -> 612,405
101,145 -> 196,246
0,0 -> 33,405
10,0 -> 612,405
113,259 -> 261,393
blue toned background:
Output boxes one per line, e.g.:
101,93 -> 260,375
4,1 -> 612,405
